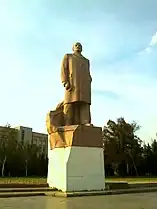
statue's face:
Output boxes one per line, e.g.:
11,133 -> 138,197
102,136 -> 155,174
72,42 -> 82,52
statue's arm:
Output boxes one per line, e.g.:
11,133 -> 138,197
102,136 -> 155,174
61,54 -> 69,86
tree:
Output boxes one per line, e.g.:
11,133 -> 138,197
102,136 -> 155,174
0,124 -> 18,176
150,139 -> 157,175
18,142 -> 40,177
103,117 -> 141,176
0,124 -> 48,177
142,143 -> 152,175
103,119 -> 125,176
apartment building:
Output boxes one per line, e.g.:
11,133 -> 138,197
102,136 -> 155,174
0,125 -> 48,156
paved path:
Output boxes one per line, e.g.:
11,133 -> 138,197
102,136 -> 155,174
0,192 -> 157,209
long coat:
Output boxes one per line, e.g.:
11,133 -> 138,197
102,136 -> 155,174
61,53 -> 92,104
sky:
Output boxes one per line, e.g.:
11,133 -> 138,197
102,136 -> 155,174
1,0 -> 157,142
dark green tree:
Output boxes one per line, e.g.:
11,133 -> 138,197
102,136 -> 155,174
0,124 -> 18,176
103,117 -> 142,176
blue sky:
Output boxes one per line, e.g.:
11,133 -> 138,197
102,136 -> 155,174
1,0 -> 157,142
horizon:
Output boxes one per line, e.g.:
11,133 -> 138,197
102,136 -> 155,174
1,0 -> 157,142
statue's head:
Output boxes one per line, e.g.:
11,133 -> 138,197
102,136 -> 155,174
72,42 -> 82,53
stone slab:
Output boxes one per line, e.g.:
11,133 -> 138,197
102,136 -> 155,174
45,187 -> 157,197
1,187 -> 157,198
47,146 -> 105,192
49,125 -> 102,150
0,187 -> 55,193
0,192 -> 45,198
105,182 -> 129,190
129,183 -> 157,188
1,182 -> 157,190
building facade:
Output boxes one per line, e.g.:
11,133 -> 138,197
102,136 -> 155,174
0,125 -> 48,156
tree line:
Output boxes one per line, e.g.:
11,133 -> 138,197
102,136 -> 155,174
103,117 -> 157,177
0,119 -> 157,177
0,124 -> 47,177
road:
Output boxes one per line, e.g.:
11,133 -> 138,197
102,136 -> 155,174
0,192 -> 157,209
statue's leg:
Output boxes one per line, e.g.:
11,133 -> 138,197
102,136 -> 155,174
63,103 -> 73,125
73,102 -> 80,125
80,102 -> 91,125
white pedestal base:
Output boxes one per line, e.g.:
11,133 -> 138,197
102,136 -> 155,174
47,145 -> 105,192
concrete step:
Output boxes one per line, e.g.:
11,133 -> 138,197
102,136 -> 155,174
0,187 -> 55,193
129,183 -> 157,188
0,184 -> 48,188
1,182 -> 157,192
0,191 -> 46,198
46,187 -> 157,197
1,187 -> 157,198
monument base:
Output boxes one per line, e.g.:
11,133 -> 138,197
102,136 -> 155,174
47,125 -> 105,192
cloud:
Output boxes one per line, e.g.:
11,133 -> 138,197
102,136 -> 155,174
149,31 -> 157,46
140,31 -> 157,54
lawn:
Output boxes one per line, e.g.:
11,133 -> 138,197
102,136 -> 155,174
106,177 -> 157,183
0,177 -> 157,184
0,177 -> 47,184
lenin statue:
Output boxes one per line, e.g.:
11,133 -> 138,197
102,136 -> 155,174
61,42 -> 92,126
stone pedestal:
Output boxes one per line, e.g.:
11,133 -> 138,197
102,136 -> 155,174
47,125 -> 105,192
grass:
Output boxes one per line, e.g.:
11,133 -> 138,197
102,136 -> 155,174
0,177 -> 157,184
106,177 -> 157,183
0,177 -> 47,184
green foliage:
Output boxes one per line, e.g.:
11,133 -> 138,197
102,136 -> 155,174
0,124 -> 19,176
0,125 -> 47,177
103,117 -> 156,177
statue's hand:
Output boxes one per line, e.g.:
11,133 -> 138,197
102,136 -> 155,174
64,82 -> 71,91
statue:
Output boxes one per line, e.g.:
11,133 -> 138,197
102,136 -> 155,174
46,42 -> 92,134
61,42 -> 92,125
46,43 -> 105,192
